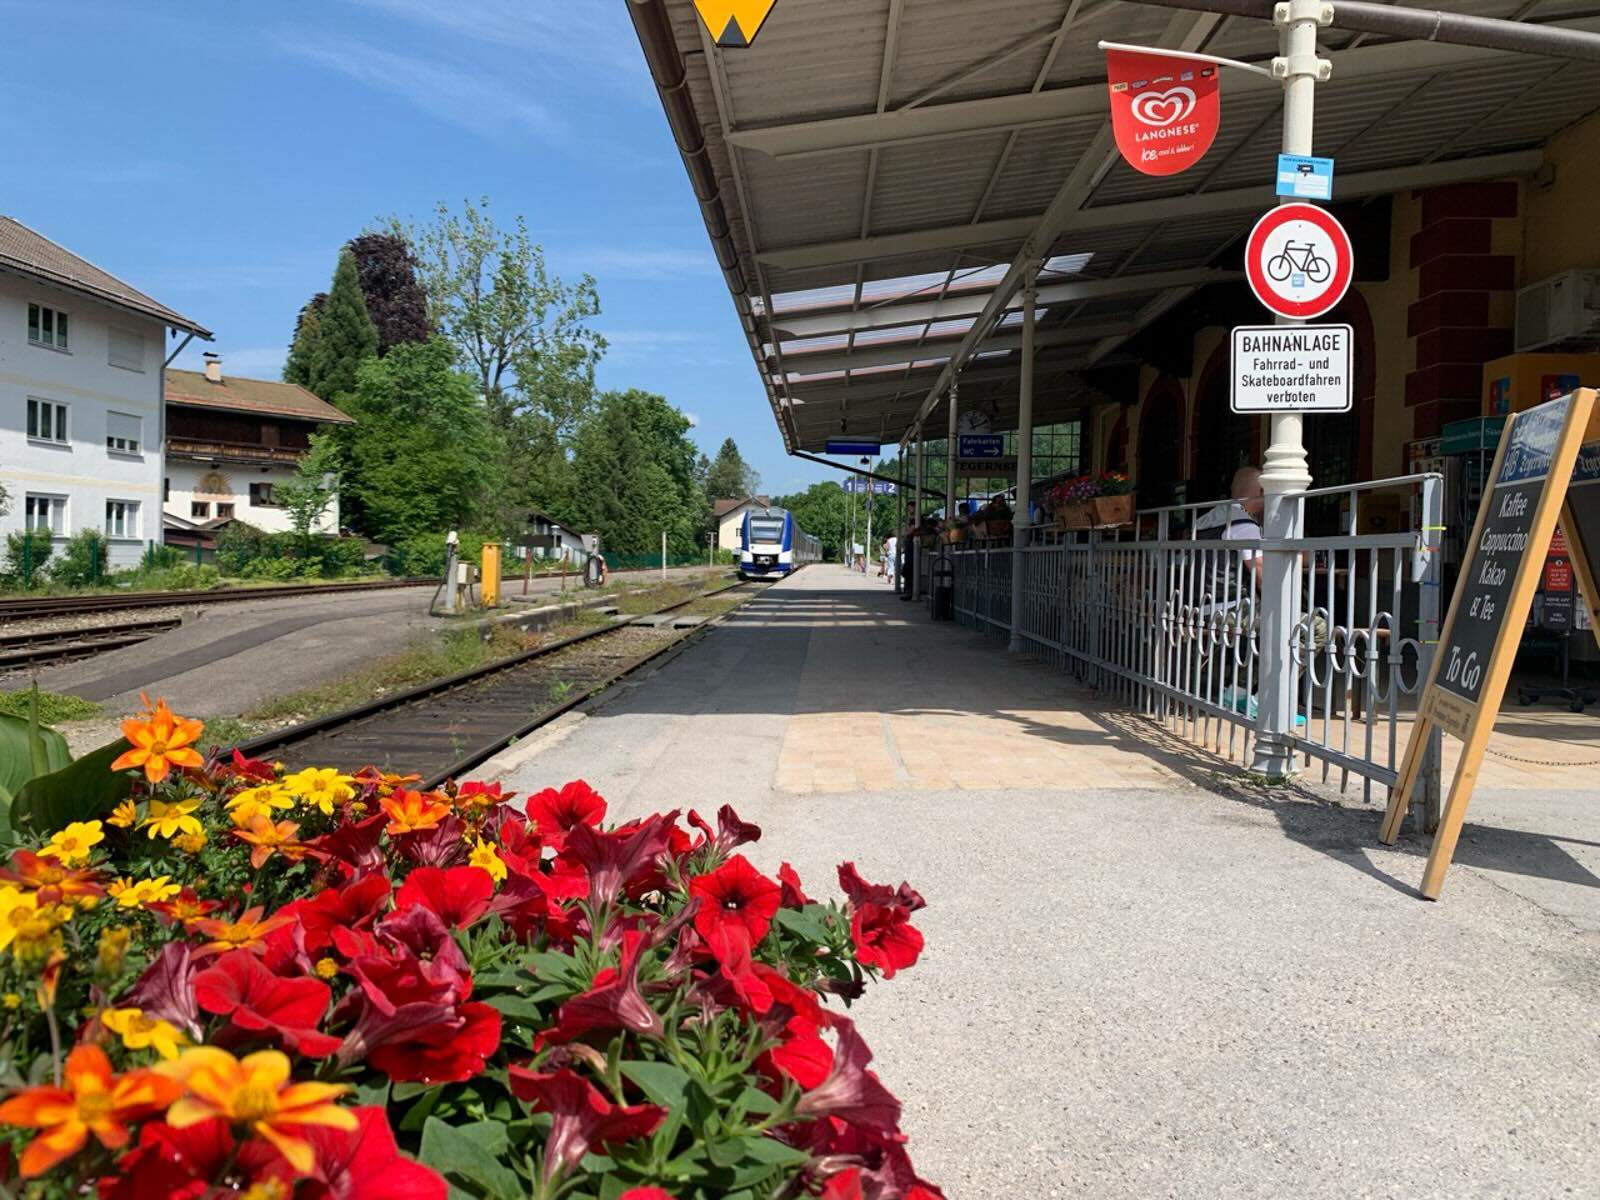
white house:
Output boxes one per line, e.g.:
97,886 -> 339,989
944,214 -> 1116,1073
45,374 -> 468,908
0,216 -> 210,569
164,358 -> 352,539
713,496 -> 771,556
516,510 -> 593,567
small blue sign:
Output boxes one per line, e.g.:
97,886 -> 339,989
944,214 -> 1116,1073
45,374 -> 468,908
1276,154 -> 1334,201
843,479 -> 897,495
826,439 -> 882,457
958,434 -> 1006,460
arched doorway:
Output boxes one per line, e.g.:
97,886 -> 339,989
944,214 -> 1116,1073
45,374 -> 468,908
1136,376 -> 1186,508
1192,344 -> 1260,504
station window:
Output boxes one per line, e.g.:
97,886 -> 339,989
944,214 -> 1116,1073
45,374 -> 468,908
27,303 -> 68,350
23,494 -> 66,536
250,482 -> 278,507
191,501 -> 211,519
26,398 -> 68,444
105,500 -> 140,540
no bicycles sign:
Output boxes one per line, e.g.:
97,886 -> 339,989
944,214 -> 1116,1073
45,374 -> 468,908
1245,202 -> 1353,320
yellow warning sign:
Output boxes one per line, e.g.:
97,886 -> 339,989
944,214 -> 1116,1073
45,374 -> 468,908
693,0 -> 778,46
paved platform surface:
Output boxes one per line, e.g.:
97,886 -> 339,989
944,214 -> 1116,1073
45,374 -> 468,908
486,565 -> 1600,1199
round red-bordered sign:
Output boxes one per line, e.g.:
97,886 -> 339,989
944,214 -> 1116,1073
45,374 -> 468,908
1244,203 -> 1353,320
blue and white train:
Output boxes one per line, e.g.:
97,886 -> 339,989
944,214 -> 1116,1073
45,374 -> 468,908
738,507 -> 821,580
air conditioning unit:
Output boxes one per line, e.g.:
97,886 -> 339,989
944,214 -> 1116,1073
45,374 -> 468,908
1515,269 -> 1600,352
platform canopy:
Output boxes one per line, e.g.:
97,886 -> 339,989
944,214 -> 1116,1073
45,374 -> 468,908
626,0 -> 1600,455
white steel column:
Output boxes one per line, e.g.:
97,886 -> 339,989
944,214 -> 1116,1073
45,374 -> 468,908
945,379 -> 960,521
912,433 -> 926,599
1009,263 -> 1038,652
1250,0 -> 1330,779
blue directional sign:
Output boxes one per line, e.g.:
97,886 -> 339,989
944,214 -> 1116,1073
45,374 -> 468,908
957,434 -> 1006,460
843,479 -> 897,495
1276,154 -> 1334,201
826,439 -> 882,457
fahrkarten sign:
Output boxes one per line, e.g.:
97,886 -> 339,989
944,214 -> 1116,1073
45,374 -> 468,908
1230,324 -> 1352,413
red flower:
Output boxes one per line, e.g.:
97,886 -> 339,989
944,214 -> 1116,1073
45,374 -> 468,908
506,1067 -> 666,1189
565,812 -> 677,910
454,779 -> 513,809
541,930 -> 662,1044
148,887 -> 223,927
368,1000 -> 500,1085
777,862 -> 812,908
850,903 -> 924,979
821,1169 -> 865,1200
687,804 -> 762,856
288,875 -> 393,954
620,1191 -> 678,1200
794,1018 -> 902,1134
303,812 -> 388,878
193,950 -> 342,1057
262,1106 -> 448,1200
395,865 -> 494,929
525,780 -> 606,847
837,862 -> 925,913
701,922 -> 773,1014
123,942 -> 203,1041
100,1117 -> 236,1200
690,854 -> 780,947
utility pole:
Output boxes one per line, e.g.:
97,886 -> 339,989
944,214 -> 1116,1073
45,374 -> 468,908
946,378 -> 960,522
1009,262 -> 1038,651
1250,0 -> 1331,780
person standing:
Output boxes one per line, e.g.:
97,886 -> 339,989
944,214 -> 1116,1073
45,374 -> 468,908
885,534 -> 898,585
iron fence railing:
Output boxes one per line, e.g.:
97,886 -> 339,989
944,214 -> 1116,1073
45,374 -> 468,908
945,475 -> 1444,814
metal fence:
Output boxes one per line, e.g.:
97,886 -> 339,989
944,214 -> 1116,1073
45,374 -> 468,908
945,475 -> 1444,816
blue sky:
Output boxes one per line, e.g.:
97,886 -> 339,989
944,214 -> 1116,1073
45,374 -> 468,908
3,0 -> 830,495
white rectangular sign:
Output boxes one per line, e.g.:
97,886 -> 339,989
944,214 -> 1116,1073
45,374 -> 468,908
1231,324 -> 1353,413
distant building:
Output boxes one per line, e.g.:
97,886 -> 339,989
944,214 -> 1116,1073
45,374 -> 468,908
0,216 -> 210,568
163,357 -> 353,539
517,510 -> 592,567
713,496 -> 771,555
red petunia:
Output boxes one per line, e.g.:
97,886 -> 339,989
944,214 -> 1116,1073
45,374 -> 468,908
794,1018 -> 903,1134
367,1000 -> 500,1085
525,780 -> 606,847
100,1117 -> 236,1200
821,1169 -> 865,1200
249,1106 -> 446,1200
777,862 -> 811,908
541,930 -> 662,1044
690,854 -> 780,947
619,1190 -> 678,1200
564,812 -> 677,910
193,950 -> 342,1057
850,902 -> 924,979
394,866 -> 494,929
507,1066 -> 666,1190
289,875 -> 393,954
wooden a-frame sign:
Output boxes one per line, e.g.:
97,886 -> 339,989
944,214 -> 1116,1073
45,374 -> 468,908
1381,388 -> 1599,899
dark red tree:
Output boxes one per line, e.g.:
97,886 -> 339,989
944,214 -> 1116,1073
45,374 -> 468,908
346,232 -> 431,355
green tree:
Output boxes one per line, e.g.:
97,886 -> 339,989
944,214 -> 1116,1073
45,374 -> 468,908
774,482 -> 850,560
305,249 -> 378,401
704,437 -> 759,501
282,294 -> 325,388
276,434 -> 342,554
340,337 -> 500,542
568,390 -> 705,556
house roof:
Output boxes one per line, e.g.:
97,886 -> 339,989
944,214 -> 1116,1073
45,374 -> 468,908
165,370 -> 355,425
713,496 -> 772,517
524,509 -> 590,539
0,216 -> 211,338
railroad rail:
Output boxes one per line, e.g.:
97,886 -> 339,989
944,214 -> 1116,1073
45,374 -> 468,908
0,617 -> 184,671
236,578 -> 761,786
0,578 -> 436,621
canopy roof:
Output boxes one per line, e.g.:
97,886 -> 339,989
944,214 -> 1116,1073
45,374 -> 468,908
628,0 -> 1600,453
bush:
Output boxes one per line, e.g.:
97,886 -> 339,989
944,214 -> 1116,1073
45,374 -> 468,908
309,535 -> 372,578
1,529 -> 54,587
142,543 -> 185,571
238,555 -> 302,581
390,530 -> 494,577
214,521 -> 274,576
0,711 -> 942,1199
50,529 -> 109,588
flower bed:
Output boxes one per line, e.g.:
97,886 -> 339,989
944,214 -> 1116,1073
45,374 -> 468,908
0,699 -> 940,1199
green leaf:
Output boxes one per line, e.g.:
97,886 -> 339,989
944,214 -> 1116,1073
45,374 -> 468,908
484,993 -> 547,1022
354,1077 -> 391,1108
619,1060 -> 693,1110
418,1117 -> 524,1200
0,712 -> 70,800
774,905 -> 832,944
11,738 -> 134,835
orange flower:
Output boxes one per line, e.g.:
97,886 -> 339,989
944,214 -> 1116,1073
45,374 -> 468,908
231,816 -> 303,870
378,789 -> 451,835
110,698 -> 204,784
352,766 -> 420,798
189,906 -> 293,960
160,1047 -> 355,1174
0,1043 -> 181,1177
0,851 -> 104,907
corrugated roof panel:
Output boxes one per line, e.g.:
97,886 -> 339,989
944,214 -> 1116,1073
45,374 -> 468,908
886,0 -> 1074,106
716,0 -> 892,126
977,117 -> 1103,219
868,130 -> 1016,231
744,148 -> 871,250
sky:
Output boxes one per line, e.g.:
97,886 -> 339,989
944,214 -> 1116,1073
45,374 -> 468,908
1,0 -> 832,495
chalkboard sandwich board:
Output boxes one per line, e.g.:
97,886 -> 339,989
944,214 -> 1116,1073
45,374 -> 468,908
1380,388 -> 1598,900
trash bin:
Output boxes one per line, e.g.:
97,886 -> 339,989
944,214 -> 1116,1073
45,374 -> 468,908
931,552 -> 955,621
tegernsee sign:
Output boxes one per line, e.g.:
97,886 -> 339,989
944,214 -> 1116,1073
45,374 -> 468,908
693,0 -> 779,47
1230,324 -> 1352,413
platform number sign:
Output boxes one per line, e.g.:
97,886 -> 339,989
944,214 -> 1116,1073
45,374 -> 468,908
1382,390 -> 1598,899
1245,203 -> 1353,321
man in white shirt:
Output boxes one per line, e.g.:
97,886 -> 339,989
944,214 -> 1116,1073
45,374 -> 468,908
1221,466 -> 1264,586
884,535 -> 898,585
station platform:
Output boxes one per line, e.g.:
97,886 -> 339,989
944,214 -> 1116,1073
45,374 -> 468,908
487,565 -> 1599,1199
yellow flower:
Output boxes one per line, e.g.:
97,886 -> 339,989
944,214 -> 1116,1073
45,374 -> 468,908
226,785 -> 294,826
95,928 -> 132,979
1,993 -> 18,1009
141,799 -> 204,841
110,876 -> 181,910
175,831 -> 208,854
39,822 -> 105,866
468,839 -> 507,884
0,888 -> 40,954
100,1007 -> 187,1061
279,768 -> 355,816
106,800 -> 139,829
243,1181 -> 292,1200
313,957 -> 339,980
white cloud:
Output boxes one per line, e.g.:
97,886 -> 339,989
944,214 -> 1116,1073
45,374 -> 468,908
272,33 -> 565,142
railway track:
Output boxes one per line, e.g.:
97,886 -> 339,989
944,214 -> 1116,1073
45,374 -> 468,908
237,579 -> 761,786
0,617 -> 184,671
0,577 -> 436,622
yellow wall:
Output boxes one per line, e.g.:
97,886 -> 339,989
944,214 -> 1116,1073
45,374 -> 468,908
1521,109 -> 1600,283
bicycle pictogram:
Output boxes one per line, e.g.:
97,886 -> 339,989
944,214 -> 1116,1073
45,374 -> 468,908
1266,240 -> 1331,284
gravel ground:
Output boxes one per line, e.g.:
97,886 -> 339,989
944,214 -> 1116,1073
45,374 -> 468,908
0,605 -> 191,638
481,573 -> 1600,1199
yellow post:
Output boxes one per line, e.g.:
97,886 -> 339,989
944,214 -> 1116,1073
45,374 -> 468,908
481,543 -> 502,608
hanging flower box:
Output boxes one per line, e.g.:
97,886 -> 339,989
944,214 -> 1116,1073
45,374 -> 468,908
1059,503 -> 1094,529
1092,494 -> 1135,526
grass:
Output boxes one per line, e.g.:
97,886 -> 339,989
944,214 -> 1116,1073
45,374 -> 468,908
197,716 -> 258,755
244,624 -> 536,724
0,689 -> 102,725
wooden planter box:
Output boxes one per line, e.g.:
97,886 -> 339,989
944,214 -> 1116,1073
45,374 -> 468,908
1059,503 -> 1094,530
1093,494 -> 1135,526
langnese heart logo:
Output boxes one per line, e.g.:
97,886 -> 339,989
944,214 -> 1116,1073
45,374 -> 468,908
1130,86 -> 1196,127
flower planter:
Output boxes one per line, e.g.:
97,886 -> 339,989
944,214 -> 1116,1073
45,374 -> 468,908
1060,503 -> 1094,530
1093,494 -> 1135,526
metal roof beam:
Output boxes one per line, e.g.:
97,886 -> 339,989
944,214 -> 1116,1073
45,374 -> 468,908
727,17 -> 1600,160
1085,285 -> 1201,365
761,147 -> 1544,272
769,267 -> 1242,338
775,324 -> 1113,375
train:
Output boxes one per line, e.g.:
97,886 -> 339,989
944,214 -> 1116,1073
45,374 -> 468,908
738,506 -> 821,580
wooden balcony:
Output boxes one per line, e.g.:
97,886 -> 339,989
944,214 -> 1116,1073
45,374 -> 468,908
166,437 -> 305,466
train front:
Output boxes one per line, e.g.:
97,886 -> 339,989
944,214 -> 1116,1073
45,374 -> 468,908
740,510 -> 794,579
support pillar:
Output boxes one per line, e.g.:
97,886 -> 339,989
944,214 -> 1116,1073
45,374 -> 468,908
945,379 -> 960,522
1009,263 -> 1038,652
912,433 -> 926,600
1250,0 -> 1328,779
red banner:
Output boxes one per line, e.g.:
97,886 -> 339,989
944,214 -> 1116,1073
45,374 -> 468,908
1106,49 -> 1220,177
